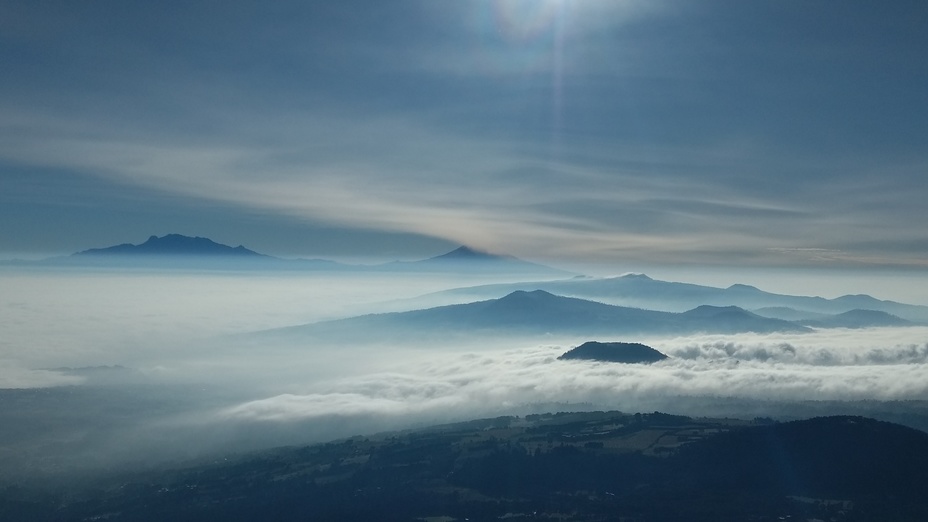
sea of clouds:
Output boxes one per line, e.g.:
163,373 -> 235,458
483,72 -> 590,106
220,329 -> 928,425
2,268 -> 927,474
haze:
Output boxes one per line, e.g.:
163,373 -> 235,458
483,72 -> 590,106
1,265 -> 926,479
1,0 -> 927,485
2,1 -> 927,269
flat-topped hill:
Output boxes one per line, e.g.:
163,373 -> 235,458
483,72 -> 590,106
558,341 -> 669,363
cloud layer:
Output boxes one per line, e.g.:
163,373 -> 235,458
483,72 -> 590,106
220,328 -> 928,425
2,268 -> 927,474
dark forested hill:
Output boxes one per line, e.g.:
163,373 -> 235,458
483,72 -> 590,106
4,412 -> 926,521
671,415 -> 928,501
558,341 -> 669,363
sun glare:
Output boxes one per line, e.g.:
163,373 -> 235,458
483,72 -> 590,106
473,0 -> 568,75
491,0 -> 564,42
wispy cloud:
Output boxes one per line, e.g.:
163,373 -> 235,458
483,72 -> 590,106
0,361 -> 83,388
6,103 -> 925,266
2,1 -> 927,266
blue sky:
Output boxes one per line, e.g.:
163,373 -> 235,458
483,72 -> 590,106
2,0 -> 927,267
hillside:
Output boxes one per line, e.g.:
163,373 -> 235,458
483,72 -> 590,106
5,412 -> 926,521
558,341 -> 669,363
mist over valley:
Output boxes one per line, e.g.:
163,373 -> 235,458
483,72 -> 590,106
5,1 -> 928,516
3,242 -> 928,488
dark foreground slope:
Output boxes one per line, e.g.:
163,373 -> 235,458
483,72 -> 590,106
5,413 -> 926,522
671,416 -> 928,508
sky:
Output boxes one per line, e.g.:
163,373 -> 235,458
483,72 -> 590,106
2,0 -> 927,269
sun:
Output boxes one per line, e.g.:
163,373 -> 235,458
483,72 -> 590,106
472,0 -> 568,75
491,0 -> 565,43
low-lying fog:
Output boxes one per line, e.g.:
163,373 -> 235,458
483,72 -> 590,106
2,267 -> 927,479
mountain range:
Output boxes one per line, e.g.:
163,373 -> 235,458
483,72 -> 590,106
423,273 -> 928,323
797,309 -> 913,328
75,234 -> 267,257
17,234 -> 569,276
379,245 -> 573,275
267,289 -> 811,342
263,286 -> 927,343
8,234 -> 927,324
752,307 -> 913,328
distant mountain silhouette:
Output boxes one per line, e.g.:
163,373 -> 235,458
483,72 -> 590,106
751,306 -> 831,322
426,245 -> 515,262
678,305 -> 805,333
269,290 -> 809,342
754,307 -> 914,328
12,238 -> 569,275
429,273 -> 928,323
558,341 -> 668,364
381,245 -> 572,276
30,234 -> 369,271
800,309 -> 912,328
75,234 -> 266,257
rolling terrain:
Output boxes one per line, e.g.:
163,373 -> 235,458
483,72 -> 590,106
4,412 -> 925,521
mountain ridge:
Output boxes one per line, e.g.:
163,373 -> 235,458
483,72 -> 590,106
267,289 -> 811,342
426,273 -> 928,323
75,234 -> 267,257
7,235 -> 568,275
426,245 -> 517,262
800,309 -> 912,329
385,245 -> 571,276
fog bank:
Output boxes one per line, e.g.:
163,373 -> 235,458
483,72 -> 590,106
2,268 -> 927,479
